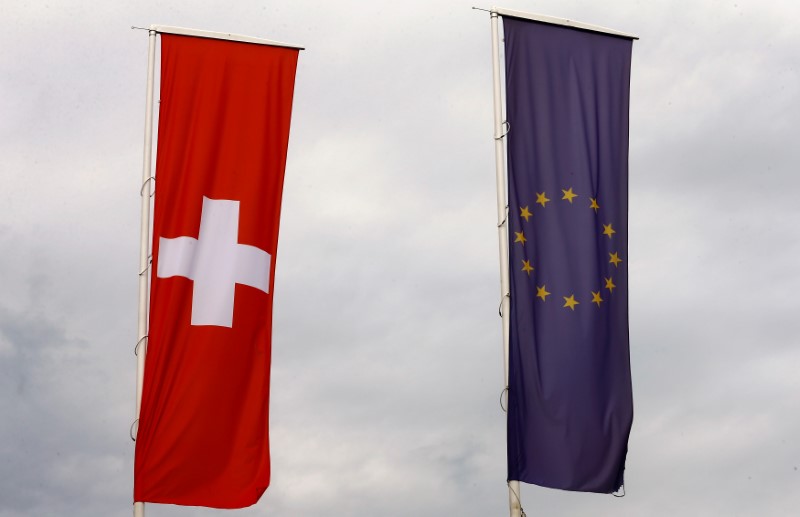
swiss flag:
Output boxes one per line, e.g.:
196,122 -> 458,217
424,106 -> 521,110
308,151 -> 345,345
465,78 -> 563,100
134,33 -> 299,508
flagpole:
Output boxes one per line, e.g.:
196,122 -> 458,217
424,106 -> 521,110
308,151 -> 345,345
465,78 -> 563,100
133,26 -> 157,517
490,9 -> 523,517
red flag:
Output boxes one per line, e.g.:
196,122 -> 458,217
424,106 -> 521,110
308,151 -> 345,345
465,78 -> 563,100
134,33 -> 299,508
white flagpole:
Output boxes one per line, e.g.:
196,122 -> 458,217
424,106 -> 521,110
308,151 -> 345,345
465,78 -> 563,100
133,26 -> 157,517
489,9 -> 523,517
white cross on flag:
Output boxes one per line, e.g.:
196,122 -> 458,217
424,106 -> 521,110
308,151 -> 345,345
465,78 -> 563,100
134,33 -> 299,509
157,197 -> 272,328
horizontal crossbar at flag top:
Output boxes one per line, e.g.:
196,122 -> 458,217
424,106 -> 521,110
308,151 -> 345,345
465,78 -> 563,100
149,24 -> 305,49
491,7 -> 638,39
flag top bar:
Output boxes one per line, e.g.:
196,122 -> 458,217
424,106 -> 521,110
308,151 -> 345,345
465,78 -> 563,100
491,7 -> 639,40
149,24 -> 304,50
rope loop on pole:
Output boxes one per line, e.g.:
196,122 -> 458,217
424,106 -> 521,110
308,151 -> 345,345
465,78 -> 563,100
497,204 -> 509,228
130,419 -> 139,442
139,254 -> 152,277
500,386 -> 509,413
495,120 -> 510,140
134,335 -> 148,356
140,176 -> 155,197
498,292 -> 510,317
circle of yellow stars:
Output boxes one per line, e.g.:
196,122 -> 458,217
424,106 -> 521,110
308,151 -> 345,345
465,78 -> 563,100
514,187 -> 623,311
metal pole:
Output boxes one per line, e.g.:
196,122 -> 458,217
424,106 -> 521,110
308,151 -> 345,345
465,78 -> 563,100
490,10 -> 522,517
133,27 -> 157,517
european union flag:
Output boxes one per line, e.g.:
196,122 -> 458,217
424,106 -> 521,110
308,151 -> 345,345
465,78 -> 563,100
504,17 -> 634,493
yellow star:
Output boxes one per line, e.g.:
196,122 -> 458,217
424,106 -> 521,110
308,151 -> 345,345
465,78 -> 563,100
590,198 -> 600,213
602,223 -> 616,239
591,291 -> 604,307
514,231 -> 527,245
536,285 -> 550,301
609,252 -> 622,267
520,206 -> 532,222
604,276 -> 616,293
535,192 -> 550,208
521,259 -> 534,275
561,187 -> 578,203
563,294 -> 579,311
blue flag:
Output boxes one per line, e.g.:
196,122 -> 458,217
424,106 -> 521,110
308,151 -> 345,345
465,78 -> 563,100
504,17 -> 634,493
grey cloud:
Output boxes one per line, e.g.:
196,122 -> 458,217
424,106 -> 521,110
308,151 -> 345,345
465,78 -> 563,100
1,0 -> 799,516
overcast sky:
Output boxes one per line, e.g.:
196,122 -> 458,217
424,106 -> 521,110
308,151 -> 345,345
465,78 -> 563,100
1,0 -> 799,516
